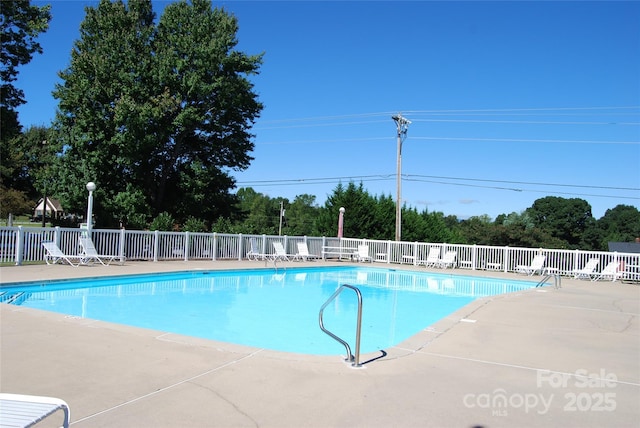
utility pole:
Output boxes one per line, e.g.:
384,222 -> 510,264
392,113 -> 411,242
278,200 -> 284,236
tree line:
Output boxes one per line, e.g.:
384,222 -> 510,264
215,183 -> 639,251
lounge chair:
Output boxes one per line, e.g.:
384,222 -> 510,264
0,393 -> 70,428
572,258 -> 599,280
79,236 -> 120,265
41,241 -> 84,267
294,242 -> 318,261
516,254 -> 546,275
595,261 -> 624,282
246,238 -> 266,261
421,247 -> 441,267
270,242 -> 292,262
436,251 -> 457,269
354,245 -> 372,262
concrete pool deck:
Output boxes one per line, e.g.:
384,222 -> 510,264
0,260 -> 638,427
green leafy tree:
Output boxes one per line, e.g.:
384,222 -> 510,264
526,196 -> 594,249
108,184 -> 152,229
458,215 -> 495,245
595,205 -> 640,249
0,0 -> 51,141
371,194 -> 395,240
421,210 -> 462,243
51,0 -> 262,227
149,211 -> 175,231
183,216 -> 207,232
315,182 -> 376,238
399,207 -> 424,242
284,194 -> 318,236
0,185 -> 33,218
1,126 -> 50,196
235,187 -> 281,234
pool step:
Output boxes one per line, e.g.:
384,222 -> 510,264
0,292 -> 31,305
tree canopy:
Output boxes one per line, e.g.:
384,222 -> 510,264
0,0 -> 51,141
50,0 -> 263,228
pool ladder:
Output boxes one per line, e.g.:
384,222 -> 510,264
536,273 -> 561,289
319,284 -> 363,367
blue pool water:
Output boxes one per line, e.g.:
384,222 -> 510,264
0,267 -> 539,355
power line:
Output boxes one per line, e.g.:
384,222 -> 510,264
404,106 -> 639,114
253,106 -> 639,129
237,173 -> 639,193
256,106 -> 639,123
254,118 -> 639,131
410,137 -> 639,145
255,136 -> 638,146
411,119 -> 639,126
404,174 -> 640,191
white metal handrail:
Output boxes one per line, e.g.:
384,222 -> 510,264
319,284 -> 363,367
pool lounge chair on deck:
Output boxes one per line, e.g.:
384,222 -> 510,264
294,242 -> 318,261
247,238 -> 266,261
421,247 -> 441,268
572,258 -> 599,280
595,261 -> 624,282
435,251 -> 457,269
42,241 -> 84,267
516,254 -> 546,276
354,245 -> 372,262
270,242 -> 293,262
79,236 -> 121,265
0,393 -> 70,428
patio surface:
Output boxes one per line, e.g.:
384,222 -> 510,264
1,260 -> 639,427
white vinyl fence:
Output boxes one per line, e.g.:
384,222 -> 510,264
1,226 -> 638,282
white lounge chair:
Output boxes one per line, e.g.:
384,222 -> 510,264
516,254 -> 546,275
436,251 -> 457,269
247,238 -> 266,261
79,236 -> 120,265
0,393 -> 70,428
270,242 -> 292,262
596,261 -> 624,282
354,245 -> 372,262
294,242 -> 318,261
421,247 -> 441,267
572,258 -> 599,280
41,241 -> 84,267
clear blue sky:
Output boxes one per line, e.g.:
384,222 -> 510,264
16,1 -> 640,220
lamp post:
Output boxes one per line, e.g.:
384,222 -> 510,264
337,207 -> 345,238
86,182 -> 96,235
392,114 -> 411,242
41,140 -> 47,228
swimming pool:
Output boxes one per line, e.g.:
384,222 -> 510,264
0,267 -> 539,355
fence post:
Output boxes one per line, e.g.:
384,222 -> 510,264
573,249 -> 580,273
184,231 -> 190,261
119,228 -> 126,263
471,244 -> 476,270
503,246 -> 509,272
153,230 -> 159,262
54,226 -> 61,247
238,233 -> 243,261
212,232 -> 218,261
15,226 -> 24,266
